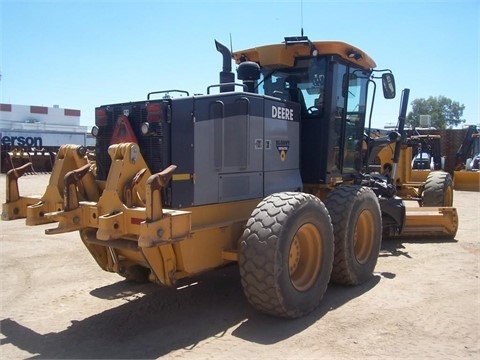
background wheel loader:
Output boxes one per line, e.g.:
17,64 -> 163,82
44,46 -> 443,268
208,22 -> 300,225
2,36 -> 458,318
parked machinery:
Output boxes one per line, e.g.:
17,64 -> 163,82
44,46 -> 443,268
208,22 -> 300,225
409,133 -> 444,182
2,36 -> 458,318
454,125 -> 480,191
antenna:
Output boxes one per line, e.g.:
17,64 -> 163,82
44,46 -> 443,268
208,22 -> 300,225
229,32 -> 233,55
300,0 -> 304,36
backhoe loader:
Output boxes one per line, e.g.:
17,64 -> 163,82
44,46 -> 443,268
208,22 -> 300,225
453,125 -> 480,191
408,133 -> 444,182
2,36 -> 458,318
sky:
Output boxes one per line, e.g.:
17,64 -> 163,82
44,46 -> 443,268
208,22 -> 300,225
1,0 -> 479,129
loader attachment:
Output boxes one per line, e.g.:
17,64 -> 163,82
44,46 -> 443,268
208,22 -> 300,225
7,148 -> 32,170
44,142 -> 192,286
401,206 -> 458,239
453,171 -> 480,191
1,163 -> 41,220
45,143 -> 151,235
5,148 -> 53,172
1,145 -> 98,224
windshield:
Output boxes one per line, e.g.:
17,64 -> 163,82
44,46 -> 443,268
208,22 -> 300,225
256,57 -> 327,115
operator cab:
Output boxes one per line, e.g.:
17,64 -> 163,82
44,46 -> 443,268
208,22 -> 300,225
234,36 -> 395,186
255,57 -> 370,185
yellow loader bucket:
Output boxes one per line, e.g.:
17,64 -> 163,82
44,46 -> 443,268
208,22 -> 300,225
453,171 -> 480,191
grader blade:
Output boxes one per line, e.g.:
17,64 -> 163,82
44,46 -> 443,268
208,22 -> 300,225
401,206 -> 458,239
409,169 -> 430,183
453,171 -> 480,191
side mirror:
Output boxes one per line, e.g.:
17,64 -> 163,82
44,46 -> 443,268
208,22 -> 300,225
382,73 -> 396,99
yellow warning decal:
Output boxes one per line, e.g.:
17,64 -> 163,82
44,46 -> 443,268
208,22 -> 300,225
172,173 -> 191,181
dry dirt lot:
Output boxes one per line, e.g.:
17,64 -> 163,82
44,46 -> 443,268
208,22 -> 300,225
0,174 -> 479,359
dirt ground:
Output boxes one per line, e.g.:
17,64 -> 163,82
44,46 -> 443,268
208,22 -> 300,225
0,173 -> 479,359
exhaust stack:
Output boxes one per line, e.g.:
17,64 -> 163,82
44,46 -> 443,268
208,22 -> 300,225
215,40 -> 234,92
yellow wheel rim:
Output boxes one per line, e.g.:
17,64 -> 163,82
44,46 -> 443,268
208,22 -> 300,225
288,223 -> 323,292
444,185 -> 453,206
353,210 -> 375,264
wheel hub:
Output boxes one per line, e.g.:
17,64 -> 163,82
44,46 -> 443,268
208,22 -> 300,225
288,223 -> 323,292
289,237 -> 301,274
354,210 -> 375,264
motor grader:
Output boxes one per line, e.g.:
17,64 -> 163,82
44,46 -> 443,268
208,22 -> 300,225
366,130 -> 454,210
2,36 -> 458,318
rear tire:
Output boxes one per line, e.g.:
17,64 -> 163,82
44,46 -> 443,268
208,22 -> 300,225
324,186 -> 382,285
423,171 -> 453,207
239,192 -> 334,318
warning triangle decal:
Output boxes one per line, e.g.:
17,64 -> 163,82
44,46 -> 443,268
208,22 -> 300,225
110,115 -> 138,145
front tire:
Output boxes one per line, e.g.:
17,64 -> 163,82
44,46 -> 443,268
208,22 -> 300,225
239,192 -> 334,318
423,171 -> 453,207
324,186 -> 382,286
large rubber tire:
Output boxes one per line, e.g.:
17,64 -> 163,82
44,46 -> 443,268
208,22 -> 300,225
465,158 -> 473,171
239,192 -> 334,318
422,171 -> 453,207
324,186 -> 382,286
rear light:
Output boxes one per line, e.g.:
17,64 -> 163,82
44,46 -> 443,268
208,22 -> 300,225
140,122 -> 150,135
91,126 -> 99,137
146,103 -> 162,122
95,108 -> 107,126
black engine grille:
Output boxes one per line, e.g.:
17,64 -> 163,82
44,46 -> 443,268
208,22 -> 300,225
95,101 -> 170,181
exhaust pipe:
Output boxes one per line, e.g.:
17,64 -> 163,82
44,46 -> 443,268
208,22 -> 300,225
215,40 -> 234,92
391,88 -> 410,186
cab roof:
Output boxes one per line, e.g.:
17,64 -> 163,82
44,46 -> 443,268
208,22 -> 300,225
232,38 -> 376,69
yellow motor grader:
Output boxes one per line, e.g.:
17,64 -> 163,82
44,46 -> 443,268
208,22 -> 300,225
2,36 -> 458,318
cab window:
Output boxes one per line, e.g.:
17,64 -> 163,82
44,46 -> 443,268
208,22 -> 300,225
257,57 -> 327,116
343,68 -> 369,172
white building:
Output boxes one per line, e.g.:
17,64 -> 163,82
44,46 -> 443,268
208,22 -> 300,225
0,103 -> 92,147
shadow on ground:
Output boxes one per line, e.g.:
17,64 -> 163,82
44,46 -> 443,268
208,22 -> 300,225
380,236 -> 457,259
1,265 -> 380,358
